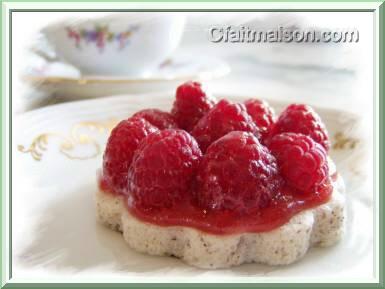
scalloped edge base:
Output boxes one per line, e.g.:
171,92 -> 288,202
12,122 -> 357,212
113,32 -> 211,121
95,176 -> 345,269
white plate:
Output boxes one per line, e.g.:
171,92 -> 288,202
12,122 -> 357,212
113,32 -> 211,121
12,93 -> 374,282
23,53 -> 230,100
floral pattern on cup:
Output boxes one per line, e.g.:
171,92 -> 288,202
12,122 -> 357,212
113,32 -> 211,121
66,25 -> 139,52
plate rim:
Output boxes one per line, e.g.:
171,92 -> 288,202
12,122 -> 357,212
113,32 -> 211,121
16,92 -> 362,124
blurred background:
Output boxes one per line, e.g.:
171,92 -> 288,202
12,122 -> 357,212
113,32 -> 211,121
13,11 -> 373,115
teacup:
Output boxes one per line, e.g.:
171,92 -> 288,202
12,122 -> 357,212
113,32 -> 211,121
42,13 -> 186,76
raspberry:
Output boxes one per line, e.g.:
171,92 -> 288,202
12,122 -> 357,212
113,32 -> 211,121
269,132 -> 329,193
196,131 -> 282,214
128,129 -> 202,209
102,118 -> 158,194
171,81 -> 217,131
132,109 -> 178,130
270,104 -> 330,151
244,99 -> 275,142
191,99 -> 259,152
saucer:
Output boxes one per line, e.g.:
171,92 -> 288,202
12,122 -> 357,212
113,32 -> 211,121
23,52 -> 231,100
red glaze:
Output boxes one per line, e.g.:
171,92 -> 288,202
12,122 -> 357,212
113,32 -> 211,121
98,174 -> 334,235
98,172 -> 119,196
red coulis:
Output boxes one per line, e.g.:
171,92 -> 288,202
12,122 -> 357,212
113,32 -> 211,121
98,174 -> 333,235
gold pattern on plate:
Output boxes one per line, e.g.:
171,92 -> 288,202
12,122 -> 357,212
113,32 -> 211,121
19,124 -> 358,161
18,119 -> 118,161
333,132 -> 359,150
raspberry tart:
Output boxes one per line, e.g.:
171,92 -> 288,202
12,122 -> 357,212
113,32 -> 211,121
96,82 -> 345,269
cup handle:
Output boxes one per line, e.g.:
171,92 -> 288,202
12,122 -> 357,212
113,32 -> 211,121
30,32 -> 58,63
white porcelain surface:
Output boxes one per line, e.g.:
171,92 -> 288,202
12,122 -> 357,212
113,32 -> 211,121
42,13 -> 186,76
12,93 -> 374,282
